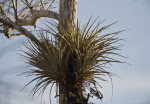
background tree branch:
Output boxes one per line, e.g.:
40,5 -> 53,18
0,0 -> 59,38
0,18 -> 39,43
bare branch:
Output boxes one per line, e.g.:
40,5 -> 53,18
0,0 -> 59,38
0,18 -> 39,44
47,0 -> 56,10
9,33 -> 23,37
0,28 -> 23,38
18,10 -> 59,27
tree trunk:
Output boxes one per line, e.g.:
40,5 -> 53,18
59,0 -> 78,104
59,0 -> 77,28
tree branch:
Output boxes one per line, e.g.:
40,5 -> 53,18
0,0 -> 59,38
18,10 -> 60,27
0,18 -> 39,44
0,9 -> 59,38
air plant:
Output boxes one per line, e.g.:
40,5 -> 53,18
20,18 -> 124,104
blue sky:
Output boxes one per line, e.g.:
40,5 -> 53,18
0,0 -> 150,104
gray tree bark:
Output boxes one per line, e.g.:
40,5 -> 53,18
59,0 -> 77,28
59,0 -> 78,104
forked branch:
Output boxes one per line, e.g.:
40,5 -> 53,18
0,0 -> 59,38
0,18 -> 39,43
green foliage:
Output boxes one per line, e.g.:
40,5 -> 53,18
21,18 -> 124,103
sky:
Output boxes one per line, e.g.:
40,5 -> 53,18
0,0 -> 150,104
